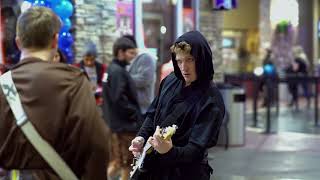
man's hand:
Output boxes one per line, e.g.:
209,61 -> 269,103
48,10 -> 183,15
129,136 -> 145,157
148,126 -> 173,154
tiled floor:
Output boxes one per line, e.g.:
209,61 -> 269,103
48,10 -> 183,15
209,98 -> 320,180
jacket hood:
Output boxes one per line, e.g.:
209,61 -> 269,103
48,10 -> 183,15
171,31 -> 214,84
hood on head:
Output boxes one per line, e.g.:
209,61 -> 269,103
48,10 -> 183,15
171,31 -> 214,84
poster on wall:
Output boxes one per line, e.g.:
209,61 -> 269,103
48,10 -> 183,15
116,0 -> 134,36
183,8 -> 194,33
213,0 -> 237,10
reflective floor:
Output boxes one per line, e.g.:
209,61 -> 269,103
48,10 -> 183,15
210,98 -> 320,180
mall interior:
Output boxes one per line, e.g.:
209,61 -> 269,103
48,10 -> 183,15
1,0 -> 320,179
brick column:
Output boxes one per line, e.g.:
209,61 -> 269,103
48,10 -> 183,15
199,1 -> 224,81
259,0 -> 272,50
74,0 -> 118,63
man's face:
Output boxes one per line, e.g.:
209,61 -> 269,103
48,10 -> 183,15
83,55 -> 96,67
121,48 -> 137,63
175,52 -> 197,86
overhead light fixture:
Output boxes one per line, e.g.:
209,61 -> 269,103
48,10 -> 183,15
171,0 -> 178,5
160,26 -> 167,34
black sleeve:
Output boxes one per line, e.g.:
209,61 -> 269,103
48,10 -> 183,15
107,70 -> 140,121
136,75 -> 168,140
156,104 -> 224,166
136,96 -> 158,140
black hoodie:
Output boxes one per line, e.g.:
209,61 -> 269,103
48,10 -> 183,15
136,31 -> 225,180
172,30 -> 214,84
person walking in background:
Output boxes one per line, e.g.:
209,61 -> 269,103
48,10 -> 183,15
286,57 -> 310,108
260,48 -> 277,107
124,35 -> 156,117
102,36 -> 142,180
75,42 -> 107,105
0,7 -> 109,179
129,31 -> 225,180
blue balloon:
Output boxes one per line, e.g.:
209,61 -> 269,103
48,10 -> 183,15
53,0 -> 74,19
33,0 -> 51,7
66,51 -> 74,64
25,0 -> 35,3
61,47 -> 71,55
47,0 -> 59,6
263,64 -> 275,75
58,31 -> 74,49
61,47 -> 74,64
61,18 -> 72,32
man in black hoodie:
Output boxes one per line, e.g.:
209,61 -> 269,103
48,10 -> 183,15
102,37 -> 142,179
129,31 -> 225,180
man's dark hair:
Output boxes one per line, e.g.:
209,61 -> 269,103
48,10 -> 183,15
113,37 -> 136,57
123,34 -> 137,47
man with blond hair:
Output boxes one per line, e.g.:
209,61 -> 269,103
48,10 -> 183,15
0,7 -> 109,179
129,31 -> 225,180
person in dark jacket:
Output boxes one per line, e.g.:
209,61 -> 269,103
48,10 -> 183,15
286,57 -> 310,108
102,36 -> 142,180
260,49 -> 277,107
129,31 -> 225,180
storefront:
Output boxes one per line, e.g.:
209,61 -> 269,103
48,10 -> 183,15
137,0 -> 199,63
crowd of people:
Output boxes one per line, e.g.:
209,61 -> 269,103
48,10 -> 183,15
0,7 -> 226,180
0,5 -> 314,180
259,46 -> 311,109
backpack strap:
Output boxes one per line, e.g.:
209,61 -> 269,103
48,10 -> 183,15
0,71 -> 78,180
